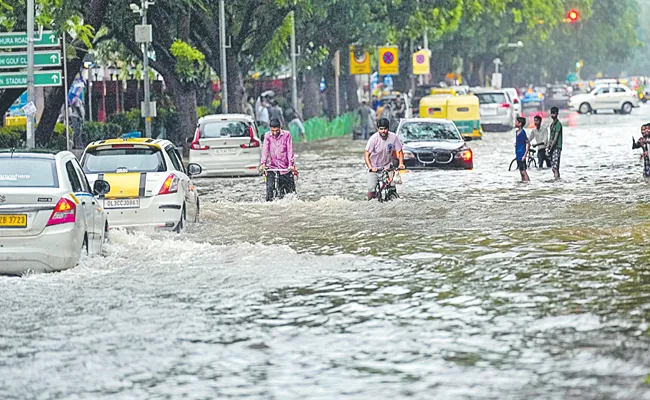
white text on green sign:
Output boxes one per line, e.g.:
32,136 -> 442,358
0,51 -> 61,68
0,71 -> 62,88
0,31 -> 60,49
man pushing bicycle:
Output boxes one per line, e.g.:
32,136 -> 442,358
259,118 -> 297,201
364,118 -> 405,200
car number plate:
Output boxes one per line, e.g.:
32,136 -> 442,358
0,214 -> 27,227
213,148 -> 237,154
482,108 -> 497,116
104,199 -> 140,209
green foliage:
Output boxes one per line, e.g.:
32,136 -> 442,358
170,39 -> 207,83
0,125 -> 24,148
108,109 -> 141,133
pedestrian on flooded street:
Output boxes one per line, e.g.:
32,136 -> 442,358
547,107 -> 563,179
528,115 -> 550,168
515,116 -> 530,182
632,123 -> 650,178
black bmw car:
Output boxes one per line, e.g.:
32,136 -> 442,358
396,118 -> 473,170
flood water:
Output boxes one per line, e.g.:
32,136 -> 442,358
2,109 -> 650,399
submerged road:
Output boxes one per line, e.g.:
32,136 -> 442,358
2,109 -> 650,399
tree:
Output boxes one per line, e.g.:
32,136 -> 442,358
35,0 -> 111,145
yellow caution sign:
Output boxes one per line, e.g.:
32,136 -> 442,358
349,46 -> 371,75
378,46 -> 399,75
412,50 -> 430,75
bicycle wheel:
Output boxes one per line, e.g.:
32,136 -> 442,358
528,157 -> 537,169
508,158 -> 517,171
386,188 -> 399,201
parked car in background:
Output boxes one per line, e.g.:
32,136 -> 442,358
396,118 -> 473,170
0,150 -> 110,275
474,89 -> 516,131
545,84 -> 572,109
81,136 -> 201,232
568,84 -> 640,114
189,114 -> 262,177
503,88 -> 522,116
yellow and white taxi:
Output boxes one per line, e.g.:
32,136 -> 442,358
80,136 -> 202,231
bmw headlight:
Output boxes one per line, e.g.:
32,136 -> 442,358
403,150 -> 415,159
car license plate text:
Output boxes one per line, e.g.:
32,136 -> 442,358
482,108 -> 498,116
213,148 -> 237,154
0,214 -> 27,227
105,199 -> 140,209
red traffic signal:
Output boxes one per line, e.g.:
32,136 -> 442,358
567,9 -> 579,22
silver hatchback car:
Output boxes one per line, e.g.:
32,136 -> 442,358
474,90 -> 516,132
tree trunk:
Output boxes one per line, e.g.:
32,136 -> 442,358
35,0 -> 110,145
346,75 -> 359,111
35,57 -> 84,146
226,50 -> 245,114
165,74 -> 198,149
302,67 -> 322,119
323,60 -> 337,119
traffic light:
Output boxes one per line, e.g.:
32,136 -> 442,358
567,9 -> 580,22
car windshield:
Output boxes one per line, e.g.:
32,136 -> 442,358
82,147 -> 166,173
399,122 -> 462,141
202,121 -> 250,138
476,93 -> 507,104
0,157 -> 58,187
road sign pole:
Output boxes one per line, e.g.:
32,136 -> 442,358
26,0 -> 35,148
290,11 -> 298,114
219,0 -> 228,113
141,0 -> 152,138
63,31 -> 70,151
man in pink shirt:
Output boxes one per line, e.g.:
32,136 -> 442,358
259,118 -> 297,201
364,118 -> 405,200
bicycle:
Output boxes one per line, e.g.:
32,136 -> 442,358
508,148 -> 537,171
263,168 -> 297,201
371,167 -> 402,202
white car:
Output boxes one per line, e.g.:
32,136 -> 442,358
80,137 -> 201,231
503,88 -> 523,116
0,150 -> 110,275
474,89 -> 516,131
189,114 -> 262,177
569,84 -> 640,114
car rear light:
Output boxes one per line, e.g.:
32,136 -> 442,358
500,103 -> 511,108
190,127 -> 209,150
159,174 -> 179,195
241,126 -> 260,148
46,198 -> 76,226
112,144 -> 134,149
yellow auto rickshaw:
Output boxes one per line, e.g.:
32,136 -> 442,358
419,95 -> 482,140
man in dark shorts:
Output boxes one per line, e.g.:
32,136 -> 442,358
515,116 -> 530,182
547,107 -> 563,179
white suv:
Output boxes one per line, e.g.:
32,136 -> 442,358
569,84 -> 639,114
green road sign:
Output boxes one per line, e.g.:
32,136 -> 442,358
0,71 -> 62,88
0,51 -> 61,68
0,31 -> 60,49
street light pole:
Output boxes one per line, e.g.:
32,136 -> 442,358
141,0 -> 152,138
290,11 -> 298,113
219,0 -> 228,113
26,0 -> 35,148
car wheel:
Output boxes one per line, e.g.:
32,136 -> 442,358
621,102 -> 633,114
174,205 -> 186,233
579,103 -> 592,114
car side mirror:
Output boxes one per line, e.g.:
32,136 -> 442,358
93,180 -> 110,196
187,163 -> 202,177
